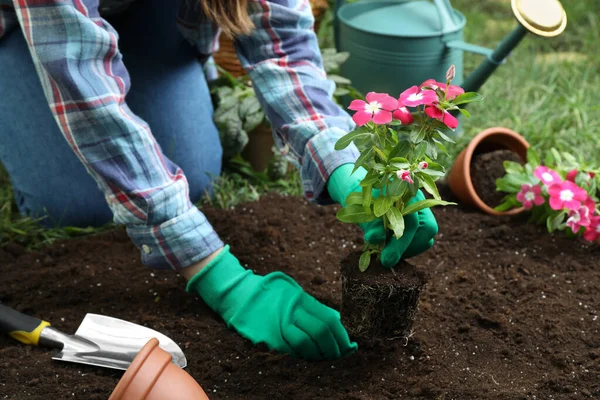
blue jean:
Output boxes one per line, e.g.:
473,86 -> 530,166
0,0 -> 222,228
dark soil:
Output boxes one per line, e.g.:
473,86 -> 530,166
1,187 -> 599,399
341,253 -> 427,340
471,149 -> 523,207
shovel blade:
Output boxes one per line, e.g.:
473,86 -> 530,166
52,314 -> 186,371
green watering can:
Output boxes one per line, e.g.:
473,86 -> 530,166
334,0 -> 567,96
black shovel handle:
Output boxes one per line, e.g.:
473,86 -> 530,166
0,304 -> 51,346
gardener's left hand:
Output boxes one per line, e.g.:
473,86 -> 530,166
328,164 -> 438,268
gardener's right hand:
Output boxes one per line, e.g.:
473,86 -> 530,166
328,164 -> 438,267
185,245 -> 357,360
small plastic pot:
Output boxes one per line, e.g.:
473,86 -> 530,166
447,126 -> 530,216
109,338 -> 209,400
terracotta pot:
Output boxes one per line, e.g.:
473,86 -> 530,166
448,127 -> 530,216
109,338 -> 209,400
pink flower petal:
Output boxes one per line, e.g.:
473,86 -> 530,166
352,110 -> 372,126
365,92 -> 379,104
531,185 -> 542,194
442,111 -> 459,129
372,110 -> 393,125
549,196 -> 563,210
534,196 -> 545,206
547,184 -> 562,196
564,200 -> 582,211
521,184 -> 530,192
446,85 -> 464,100
566,170 -> 578,182
425,106 -> 443,119
392,108 -> 414,124
516,192 -> 525,202
523,200 -> 533,210
421,90 -> 439,105
348,99 -> 367,111
378,95 -> 399,111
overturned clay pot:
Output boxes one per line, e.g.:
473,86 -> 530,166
109,338 -> 209,400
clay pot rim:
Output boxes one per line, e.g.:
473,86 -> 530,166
461,127 -> 529,216
109,338 -> 161,400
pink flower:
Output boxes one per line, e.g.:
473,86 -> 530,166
534,166 -> 562,186
424,105 -> 459,130
547,181 -> 588,211
392,107 -> 414,125
399,86 -> 438,107
566,170 -> 578,182
584,196 -> 597,214
420,79 -> 445,91
418,161 -> 428,170
566,205 -> 592,233
515,184 -> 544,210
348,92 -> 398,126
419,79 -> 464,100
583,216 -> 600,242
397,169 -> 413,184
445,84 -> 464,100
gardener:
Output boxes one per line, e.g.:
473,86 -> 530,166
0,0 -> 438,360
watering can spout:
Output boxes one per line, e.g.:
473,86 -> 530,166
460,24 -> 528,94
462,0 -> 567,94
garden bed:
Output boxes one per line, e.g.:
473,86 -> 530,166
1,186 -> 599,399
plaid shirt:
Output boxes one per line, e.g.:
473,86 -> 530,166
0,0 -> 358,270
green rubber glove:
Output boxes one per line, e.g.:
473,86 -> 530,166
186,245 -> 357,360
328,164 -> 438,267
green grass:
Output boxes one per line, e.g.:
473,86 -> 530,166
1,0 -> 598,248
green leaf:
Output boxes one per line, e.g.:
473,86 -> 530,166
362,184 -> 373,211
360,170 -> 380,186
503,160 -> 525,174
374,196 -> 393,217
409,128 -> 426,144
526,147 -> 541,168
544,151 -> 555,168
418,173 -> 441,200
334,88 -> 350,97
239,96 -> 262,119
550,148 -> 562,165
373,163 -> 386,172
214,96 -> 240,125
373,146 -> 388,162
334,129 -> 371,150
458,108 -> 471,118
344,192 -> 363,205
435,129 -> 456,144
390,157 -> 410,169
452,92 -> 483,106
337,205 -> 378,224
389,141 -> 411,159
426,141 -> 438,160
546,212 -> 565,233
388,178 -> 407,196
359,251 -> 371,272
386,208 -> 405,239
494,199 -> 517,212
329,74 -> 352,85
353,146 -> 375,173
434,139 -> 447,154
402,199 -> 456,216
243,111 -> 265,132
414,142 -> 428,160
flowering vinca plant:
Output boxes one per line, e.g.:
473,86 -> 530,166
335,65 -> 482,270
496,147 -> 600,243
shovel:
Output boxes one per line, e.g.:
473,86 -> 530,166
0,303 -> 187,371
